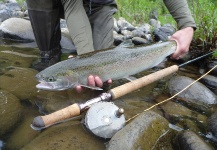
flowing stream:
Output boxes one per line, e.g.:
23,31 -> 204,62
0,40 -> 216,150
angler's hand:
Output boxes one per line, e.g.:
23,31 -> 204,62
75,75 -> 112,93
170,27 -> 194,60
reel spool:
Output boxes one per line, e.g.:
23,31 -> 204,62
84,102 -> 125,139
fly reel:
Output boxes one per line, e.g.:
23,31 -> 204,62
84,102 -> 125,139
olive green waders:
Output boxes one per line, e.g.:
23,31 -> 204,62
26,0 -> 117,71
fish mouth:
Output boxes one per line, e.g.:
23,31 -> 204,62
36,82 -> 55,90
36,82 -> 69,91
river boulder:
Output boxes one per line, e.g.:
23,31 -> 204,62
0,67 -> 38,100
0,18 -> 34,42
0,90 -> 23,137
168,76 -> 217,105
21,121 -> 105,150
207,111 -> 217,138
107,111 -> 174,150
4,115 -> 40,150
173,130 -> 214,150
207,60 -> 217,76
200,75 -> 217,95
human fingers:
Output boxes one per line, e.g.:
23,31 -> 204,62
75,85 -> 84,93
88,75 -> 95,87
107,79 -> 112,84
169,37 -> 188,60
94,76 -> 103,87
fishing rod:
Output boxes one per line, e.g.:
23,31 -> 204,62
31,50 -> 216,130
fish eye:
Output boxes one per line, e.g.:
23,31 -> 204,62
47,76 -> 55,82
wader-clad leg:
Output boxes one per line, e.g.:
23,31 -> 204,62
84,2 -> 117,50
26,0 -> 62,71
61,0 -> 94,55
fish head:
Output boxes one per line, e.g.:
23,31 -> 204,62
35,69 -> 79,91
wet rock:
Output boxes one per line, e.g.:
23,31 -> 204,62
117,17 -> 136,31
0,9 -> 11,23
22,121 -> 105,150
0,67 -> 38,100
156,95 -> 207,132
120,29 -> 133,38
118,39 -> 134,48
132,37 -> 149,45
0,90 -> 23,137
113,33 -> 124,46
200,75 -> 217,91
160,24 -> 176,35
132,29 -> 146,38
0,1 -> 24,22
207,60 -> 217,76
4,116 -> 40,150
137,23 -> 151,34
173,130 -> 214,150
207,111 -> 217,138
153,28 -> 169,42
153,24 -> 175,42
114,98 -> 162,120
0,49 -> 36,69
149,18 -> 161,29
107,111 -> 174,150
5,2 -> 21,11
144,33 -> 153,41
33,89 -> 95,114
158,100 -> 193,118
177,117 -> 206,134
0,140 -> 4,150
168,76 -> 217,105
0,18 -> 34,42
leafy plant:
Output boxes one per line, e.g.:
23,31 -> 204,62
188,0 -> 217,52
213,51 -> 217,57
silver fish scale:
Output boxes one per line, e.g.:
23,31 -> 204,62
36,41 -> 177,90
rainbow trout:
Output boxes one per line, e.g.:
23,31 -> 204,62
36,41 -> 177,91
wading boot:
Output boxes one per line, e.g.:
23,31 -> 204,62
28,7 -> 62,71
32,47 -> 62,71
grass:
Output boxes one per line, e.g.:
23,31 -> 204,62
115,0 -> 176,26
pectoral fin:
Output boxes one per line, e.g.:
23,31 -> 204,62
80,85 -> 103,90
124,76 -> 137,81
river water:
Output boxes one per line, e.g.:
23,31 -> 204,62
0,40 -> 216,149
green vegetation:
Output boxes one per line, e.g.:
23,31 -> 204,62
115,0 -> 176,26
116,0 -> 217,56
189,0 -> 217,52
214,51 -> 217,57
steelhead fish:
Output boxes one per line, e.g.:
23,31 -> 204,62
35,41 -> 177,91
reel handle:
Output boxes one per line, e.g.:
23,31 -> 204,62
110,65 -> 179,99
32,103 -> 81,129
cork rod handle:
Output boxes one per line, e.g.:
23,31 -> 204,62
32,103 -> 81,129
110,65 -> 179,99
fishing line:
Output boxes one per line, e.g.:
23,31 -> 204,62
126,63 -> 217,123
